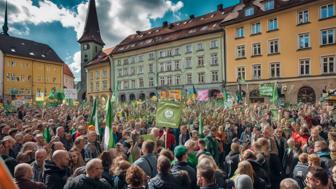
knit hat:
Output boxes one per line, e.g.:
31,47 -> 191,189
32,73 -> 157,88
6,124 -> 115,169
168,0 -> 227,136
174,145 -> 188,158
235,174 -> 254,189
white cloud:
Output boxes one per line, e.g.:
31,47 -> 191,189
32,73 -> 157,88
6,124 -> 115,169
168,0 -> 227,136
0,0 -> 184,81
68,51 -> 81,81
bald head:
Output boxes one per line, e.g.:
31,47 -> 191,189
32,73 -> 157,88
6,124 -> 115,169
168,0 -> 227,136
35,149 -> 47,166
86,158 -> 103,179
52,150 -> 69,169
14,163 -> 33,180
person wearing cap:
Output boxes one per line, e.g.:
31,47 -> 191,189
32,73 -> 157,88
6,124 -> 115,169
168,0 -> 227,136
171,145 -> 197,189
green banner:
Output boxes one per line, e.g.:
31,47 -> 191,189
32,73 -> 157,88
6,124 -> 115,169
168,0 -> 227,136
156,101 -> 182,128
259,84 -> 274,97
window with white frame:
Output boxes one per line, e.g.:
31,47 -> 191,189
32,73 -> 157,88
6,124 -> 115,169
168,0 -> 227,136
197,43 -> 203,51
198,72 -> 205,83
160,63 -> 165,72
102,80 -> 108,90
299,59 -> 310,76
117,60 -> 121,66
160,51 -> 166,58
253,64 -> 261,79
198,56 -> 204,67
186,44 -> 192,53
117,81 -> 121,90
236,27 -> 244,38
123,68 -> 128,76
149,53 -> 154,60
118,69 -> 122,77
211,71 -> 218,82
160,77 -> 165,86
175,60 -> 180,70
186,57 -> 192,68
102,69 -> 107,79
131,80 -> 136,89
321,55 -> 335,74
167,50 -> 172,57
130,67 -> 136,75
264,0 -> 274,11
175,48 -> 180,55
298,10 -> 309,24
166,62 -> 172,71
123,59 -> 129,65
245,7 -> 254,16
237,67 -> 245,80
298,33 -> 311,49
149,77 -> 154,87
149,64 -> 153,73
210,40 -> 218,48
251,22 -> 261,34
123,80 -> 129,89
138,65 -> 143,74
187,73 -> 192,84
320,4 -> 335,19
96,81 -> 99,91
139,78 -> 144,88
176,75 -> 181,85
268,18 -> 278,31
321,28 -> 336,45
236,45 -> 246,58
270,63 -> 280,78
96,71 -> 99,79
252,43 -> 261,56
167,76 -> 172,86
130,57 -> 135,64
138,55 -> 144,62
211,53 -> 218,65
269,39 -> 279,54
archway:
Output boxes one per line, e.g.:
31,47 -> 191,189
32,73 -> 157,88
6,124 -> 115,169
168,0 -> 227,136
297,86 -> 316,104
149,92 -> 156,98
249,89 -> 264,103
82,92 -> 86,101
120,94 -> 126,102
139,93 -> 146,101
129,94 -> 136,101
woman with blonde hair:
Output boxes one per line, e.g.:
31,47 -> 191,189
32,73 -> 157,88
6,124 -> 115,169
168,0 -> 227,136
231,160 -> 266,189
308,153 -> 321,168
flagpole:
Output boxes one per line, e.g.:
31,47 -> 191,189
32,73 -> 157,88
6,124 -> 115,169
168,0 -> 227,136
165,127 -> 168,149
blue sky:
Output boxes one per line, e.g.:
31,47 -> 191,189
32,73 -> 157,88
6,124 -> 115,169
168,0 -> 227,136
0,0 -> 239,81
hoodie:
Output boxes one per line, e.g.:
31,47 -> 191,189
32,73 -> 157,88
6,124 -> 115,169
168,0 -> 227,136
43,160 -> 70,189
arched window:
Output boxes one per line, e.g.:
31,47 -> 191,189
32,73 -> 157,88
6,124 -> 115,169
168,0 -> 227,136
297,86 -> 316,104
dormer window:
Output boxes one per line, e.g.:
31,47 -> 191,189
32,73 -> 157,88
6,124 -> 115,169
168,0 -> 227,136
245,7 -> 254,16
41,54 -> 46,58
10,48 -> 16,52
83,44 -> 90,50
29,52 -> 35,56
264,0 -> 275,11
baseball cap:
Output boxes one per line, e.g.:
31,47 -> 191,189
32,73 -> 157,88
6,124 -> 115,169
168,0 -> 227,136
174,145 -> 188,158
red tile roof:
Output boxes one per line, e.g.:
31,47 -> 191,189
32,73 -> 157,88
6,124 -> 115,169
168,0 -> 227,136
112,5 -> 234,54
63,63 -> 75,78
85,47 -> 114,68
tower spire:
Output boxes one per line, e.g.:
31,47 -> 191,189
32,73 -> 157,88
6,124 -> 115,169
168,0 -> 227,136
78,0 -> 104,46
2,0 -> 9,35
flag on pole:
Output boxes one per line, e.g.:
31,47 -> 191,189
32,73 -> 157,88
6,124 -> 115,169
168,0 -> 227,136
197,90 -> 209,101
89,98 -> 100,135
43,127 -> 51,143
198,113 -> 203,136
104,97 -> 115,149
156,101 -> 182,128
192,85 -> 197,100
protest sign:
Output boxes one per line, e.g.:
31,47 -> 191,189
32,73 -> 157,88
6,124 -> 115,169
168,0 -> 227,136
156,101 -> 182,128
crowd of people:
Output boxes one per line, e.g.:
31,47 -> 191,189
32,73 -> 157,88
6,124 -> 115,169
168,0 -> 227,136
0,100 -> 335,189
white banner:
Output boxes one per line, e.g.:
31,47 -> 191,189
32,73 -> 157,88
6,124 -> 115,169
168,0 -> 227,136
64,89 -> 78,100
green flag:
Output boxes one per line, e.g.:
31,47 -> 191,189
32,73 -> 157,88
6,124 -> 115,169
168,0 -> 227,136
156,101 -> 182,128
271,83 -> 279,105
89,98 -> 100,135
104,97 -> 115,149
43,127 -> 51,143
198,113 -> 203,136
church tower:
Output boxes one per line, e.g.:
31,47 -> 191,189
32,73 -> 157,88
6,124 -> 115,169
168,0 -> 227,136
78,0 -> 105,100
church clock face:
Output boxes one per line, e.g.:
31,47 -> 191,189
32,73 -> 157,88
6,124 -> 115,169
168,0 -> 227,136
83,44 -> 90,50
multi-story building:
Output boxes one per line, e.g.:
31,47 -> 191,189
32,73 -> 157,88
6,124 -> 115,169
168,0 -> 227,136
78,0 -> 105,101
222,0 -> 336,103
0,1 -> 64,103
112,5 -> 231,101
63,64 -> 75,89
0,35 -> 64,103
85,48 -> 113,102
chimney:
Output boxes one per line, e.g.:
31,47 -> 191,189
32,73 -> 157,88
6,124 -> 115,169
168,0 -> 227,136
162,21 -> 169,28
217,4 -> 224,11
136,31 -> 142,35
189,14 -> 195,19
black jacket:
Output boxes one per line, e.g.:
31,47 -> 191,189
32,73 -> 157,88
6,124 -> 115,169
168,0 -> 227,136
293,162 -> 309,189
43,160 -> 70,189
248,159 -> 271,189
64,174 -> 112,189
148,172 -> 189,189
200,184 -> 220,189
224,151 -> 240,178
171,161 -> 196,189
